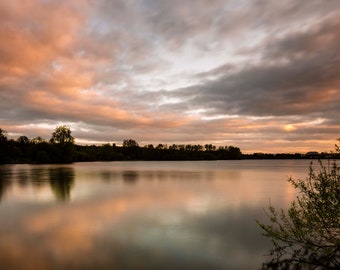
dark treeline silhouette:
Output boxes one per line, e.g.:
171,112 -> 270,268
1,126 -> 338,165
72,142 -> 243,162
243,151 -> 339,159
0,126 -> 75,164
0,127 -> 242,164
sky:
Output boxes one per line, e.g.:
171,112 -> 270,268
0,0 -> 339,153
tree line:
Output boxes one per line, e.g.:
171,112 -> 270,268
0,126 -> 242,164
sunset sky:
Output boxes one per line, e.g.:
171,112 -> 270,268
1,0 -> 339,153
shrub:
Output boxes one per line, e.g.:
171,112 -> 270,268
258,159 -> 340,269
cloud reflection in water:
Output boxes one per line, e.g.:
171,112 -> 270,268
0,161 -> 306,269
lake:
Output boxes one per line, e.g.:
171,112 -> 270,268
0,160 -> 317,269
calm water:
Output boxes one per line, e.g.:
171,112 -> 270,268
0,160 -> 316,269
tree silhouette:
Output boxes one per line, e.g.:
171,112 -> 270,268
0,128 -> 8,164
123,139 -> 138,148
50,126 -> 74,144
0,128 -> 8,143
32,136 -> 45,144
50,126 -> 75,163
17,136 -> 30,145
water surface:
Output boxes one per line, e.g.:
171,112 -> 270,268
0,160 -> 315,269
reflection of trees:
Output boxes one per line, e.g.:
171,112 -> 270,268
100,171 -> 122,182
17,170 -> 29,187
0,167 -> 13,202
48,167 -> 74,201
0,180 -> 9,202
122,171 -> 139,184
30,168 -> 49,187
0,166 -> 75,203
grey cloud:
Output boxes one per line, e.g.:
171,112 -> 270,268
139,0 -> 222,49
138,0 -> 340,54
161,14 -> 340,120
264,16 -> 340,61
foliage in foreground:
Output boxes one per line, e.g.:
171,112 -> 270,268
258,156 -> 340,269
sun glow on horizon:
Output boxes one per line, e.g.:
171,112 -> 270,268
283,124 -> 297,132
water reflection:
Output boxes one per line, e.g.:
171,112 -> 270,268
0,165 -> 75,203
48,167 -> 74,201
17,169 -> 30,186
83,168 -> 215,183
0,161 -> 312,269
122,171 -> 139,184
30,167 -> 49,187
0,166 -> 13,201
0,179 -> 9,202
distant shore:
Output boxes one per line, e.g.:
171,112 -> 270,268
1,150 -> 339,165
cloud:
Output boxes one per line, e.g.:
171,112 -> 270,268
0,0 -> 339,152
166,14 -> 340,116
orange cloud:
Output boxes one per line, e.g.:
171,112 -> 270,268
0,1 -> 87,74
